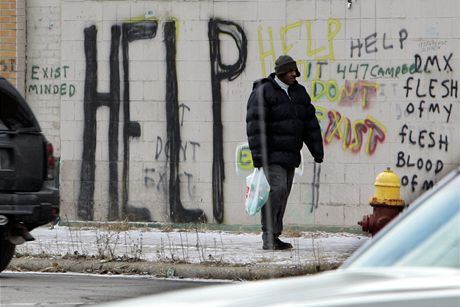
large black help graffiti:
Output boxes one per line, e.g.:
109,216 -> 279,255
208,18 -> 247,223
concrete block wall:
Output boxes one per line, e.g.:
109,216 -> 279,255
19,0 -> 460,227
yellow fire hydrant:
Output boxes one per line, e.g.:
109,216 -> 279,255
358,168 -> 405,235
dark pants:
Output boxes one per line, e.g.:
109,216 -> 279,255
261,164 -> 295,245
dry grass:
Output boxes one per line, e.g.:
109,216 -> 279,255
282,228 -> 303,237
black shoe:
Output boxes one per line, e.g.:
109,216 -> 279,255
263,238 -> 292,250
274,237 -> 292,249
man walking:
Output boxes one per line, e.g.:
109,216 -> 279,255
246,55 -> 324,250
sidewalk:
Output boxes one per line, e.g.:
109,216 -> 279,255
9,224 -> 368,280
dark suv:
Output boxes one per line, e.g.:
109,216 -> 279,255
0,77 -> 59,272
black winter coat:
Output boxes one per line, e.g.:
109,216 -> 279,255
246,73 -> 324,168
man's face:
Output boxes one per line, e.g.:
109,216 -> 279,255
278,69 -> 297,85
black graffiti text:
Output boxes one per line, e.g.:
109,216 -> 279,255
144,168 -> 195,198
396,151 -> 443,174
405,100 -> 453,123
208,18 -> 247,223
399,125 -> 448,152
404,77 -> 458,99
28,83 -> 76,97
155,136 -> 200,161
400,173 -> 436,193
78,18 -> 247,223
31,65 -> 70,80
350,29 -> 408,58
179,103 -> 190,126
414,53 -> 453,73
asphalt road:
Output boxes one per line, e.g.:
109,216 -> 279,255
0,271 -> 225,306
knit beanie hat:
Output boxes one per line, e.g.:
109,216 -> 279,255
274,55 -> 300,77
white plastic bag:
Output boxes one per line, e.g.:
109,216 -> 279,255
244,168 -> 270,216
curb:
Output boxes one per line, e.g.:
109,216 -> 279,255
8,257 -> 340,281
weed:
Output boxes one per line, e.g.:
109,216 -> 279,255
311,233 -> 325,272
159,224 -> 173,232
283,227 -> 303,238
101,220 -> 131,232
95,227 -> 120,260
123,232 -> 144,261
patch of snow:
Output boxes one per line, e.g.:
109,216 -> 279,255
16,226 -> 368,267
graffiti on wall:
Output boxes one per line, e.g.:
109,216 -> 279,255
27,65 -> 76,97
79,20 -> 160,221
164,20 -> 207,223
310,162 -> 321,212
254,22 -> 405,157
146,136 -> 201,199
396,53 -> 457,193
69,4 -> 458,223
418,39 -> 448,53
79,23 -> 122,221
315,106 -> 387,155
235,143 -> 253,174
257,19 -> 341,76
349,29 -> 408,58
79,19 -> 208,222
0,58 -> 15,72
208,18 -> 247,223
78,17 -> 248,223
254,21 -> 457,198
311,80 -> 379,108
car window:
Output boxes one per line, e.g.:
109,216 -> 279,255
0,94 -> 32,130
398,213 -> 460,267
345,173 -> 460,269
0,78 -> 40,131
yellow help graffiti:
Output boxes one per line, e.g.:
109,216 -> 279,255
258,19 -> 341,76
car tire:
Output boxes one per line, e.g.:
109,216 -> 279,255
0,238 -> 16,272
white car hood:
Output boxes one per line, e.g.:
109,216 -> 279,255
101,267 -> 460,307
